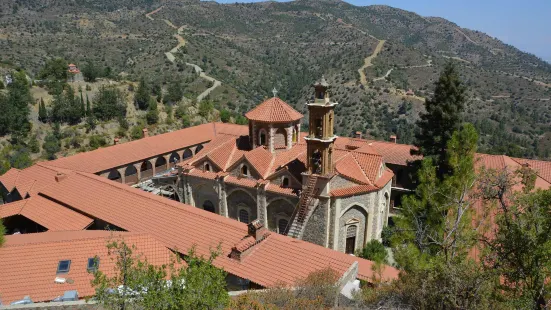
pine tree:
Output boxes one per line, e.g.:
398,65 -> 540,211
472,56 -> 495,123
80,92 -> 85,116
413,62 -> 466,179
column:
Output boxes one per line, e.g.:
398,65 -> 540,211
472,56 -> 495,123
268,124 -> 274,153
117,168 -> 126,184
217,176 -> 228,217
164,154 -> 170,170
134,163 -> 142,181
286,125 -> 293,150
256,185 -> 268,225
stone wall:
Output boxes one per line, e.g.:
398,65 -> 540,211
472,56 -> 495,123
265,196 -> 297,232
226,186 -> 258,222
302,198 -> 329,247
330,175 -> 358,190
336,193 -> 373,253
189,176 -> 219,213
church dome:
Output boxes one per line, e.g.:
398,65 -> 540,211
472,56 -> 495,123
245,97 -> 303,123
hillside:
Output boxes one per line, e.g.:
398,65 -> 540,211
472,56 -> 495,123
1,0 -> 551,158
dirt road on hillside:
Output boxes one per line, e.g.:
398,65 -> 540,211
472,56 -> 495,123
358,40 -> 386,85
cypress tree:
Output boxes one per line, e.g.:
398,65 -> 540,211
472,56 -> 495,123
86,94 -> 91,115
134,77 -> 150,110
81,92 -> 85,116
38,97 -> 47,123
413,62 -> 466,179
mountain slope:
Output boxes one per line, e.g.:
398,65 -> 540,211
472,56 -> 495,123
1,0 -> 551,158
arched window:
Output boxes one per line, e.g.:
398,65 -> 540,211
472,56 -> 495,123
107,170 -> 121,182
282,176 -> 289,188
169,152 -> 180,164
238,209 -> 249,223
204,163 -> 211,172
278,218 -> 289,234
292,127 -> 297,143
241,165 -> 248,176
345,225 -> 357,254
259,130 -> 267,146
202,200 -> 215,213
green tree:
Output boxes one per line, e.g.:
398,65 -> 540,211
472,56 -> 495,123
86,94 -> 91,115
0,146 -> 11,175
413,62 -> 466,179
480,167 -> 551,309
82,61 -> 100,82
9,145 -> 32,169
381,124 -> 497,308
219,109 -> 231,123
93,86 -> 126,121
130,125 -> 145,140
28,134 -> 40,153
0,71 -> 32,138
146,99 -> 159,125
38,98 -> 48,123
51,85 -> 84,125
164,80 -> 183,105
198,101 -> 213,118
38,58 -> 68,81
357,240 -> 388,264
134,78 -> 150,110
181,115 -> 191,128
89,135 -> 107,150
92,239 -> 230,310
42,132 -> 61,160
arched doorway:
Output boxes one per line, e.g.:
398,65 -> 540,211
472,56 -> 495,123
202,200 -> 215,213
339,205 -> 368,253
267,199 -> 295,234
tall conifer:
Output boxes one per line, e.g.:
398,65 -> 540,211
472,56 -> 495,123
413,62 -> 466,179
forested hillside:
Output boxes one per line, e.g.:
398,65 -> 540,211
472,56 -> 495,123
1,0 -> 550,158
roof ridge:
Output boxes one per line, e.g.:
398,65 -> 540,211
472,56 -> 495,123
72,172 -> 247,232
350,153 -> 372,185
224,144 -> 239,171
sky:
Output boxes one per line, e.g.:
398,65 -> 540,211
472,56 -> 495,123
213,0 -> 551,63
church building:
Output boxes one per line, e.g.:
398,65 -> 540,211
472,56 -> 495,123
177,77 -> 393,254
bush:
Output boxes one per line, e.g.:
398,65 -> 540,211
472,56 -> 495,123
130,125 -> 145,140
88,135 -> 107,150
381,225 -> 394,247
356,240 -> 388,264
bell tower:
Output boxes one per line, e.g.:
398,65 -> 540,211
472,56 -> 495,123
305,76 -> 337,175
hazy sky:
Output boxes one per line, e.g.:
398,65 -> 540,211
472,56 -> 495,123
213,0 -> 551,63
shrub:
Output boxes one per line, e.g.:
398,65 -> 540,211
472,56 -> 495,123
356,240 -> 388,264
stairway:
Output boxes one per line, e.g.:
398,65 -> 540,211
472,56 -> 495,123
286,175 -> 318,238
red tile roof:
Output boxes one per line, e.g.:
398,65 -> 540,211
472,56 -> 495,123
0,195 -> 94,231
245,97 -> 303,123
0,231 -> 173,304
44,123 -> 244,174
0,164 -> 73,198
29,171 -> 397,288
363,140 -> 420,166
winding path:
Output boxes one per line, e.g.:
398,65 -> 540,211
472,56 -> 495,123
358,39 -> 386,85
146,8 -> 222,102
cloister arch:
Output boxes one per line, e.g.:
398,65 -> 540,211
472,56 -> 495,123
107,170 -> 122,182
183,149 -> 193,159
195,144 -> 204,154
155,156 -> 167,169
202,200 -> 216,213
169,152 -> 180,164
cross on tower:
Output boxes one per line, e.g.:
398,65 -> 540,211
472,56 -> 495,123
272,88 -> 278,97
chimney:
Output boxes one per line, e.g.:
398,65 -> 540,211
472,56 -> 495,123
114,138 -> 120,145
142,128 -> 148,138
230,220 -> 270,261
248,219 -> 267,241
55,173 -> 67,182
354,131 -> 363,139
389,135 -> 397,143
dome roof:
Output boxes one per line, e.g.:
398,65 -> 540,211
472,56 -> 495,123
245,97 -> 303,123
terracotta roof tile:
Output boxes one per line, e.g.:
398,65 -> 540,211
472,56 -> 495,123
0,231 -> 173,304
363,140 -> 419,166
29,172 -> 395,288
265,184 -> 300,197
331,184 -> 379,197
0,196 -> 94,231
0,168 -> 20,191
352,152 -> 383,182
245,97 -> 303,123
244,147 -> 274,178
335,154 -> 370,184
0,199 -> 26,218
45,123 -> 219,173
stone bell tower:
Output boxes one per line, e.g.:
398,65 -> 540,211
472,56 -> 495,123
305,76 -> 338,175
